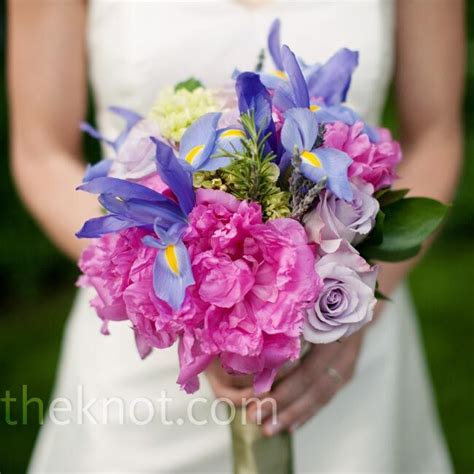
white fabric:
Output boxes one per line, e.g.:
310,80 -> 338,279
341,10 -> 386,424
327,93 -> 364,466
29,1 -> 452,472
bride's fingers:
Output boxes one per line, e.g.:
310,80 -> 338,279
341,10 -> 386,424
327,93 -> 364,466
265,365 -> 344,435
283,344 -> 362,433
251,345 -> 339,423
263,390 -> 315,436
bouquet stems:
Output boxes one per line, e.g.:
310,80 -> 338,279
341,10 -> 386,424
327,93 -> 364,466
230,407 -> 293,474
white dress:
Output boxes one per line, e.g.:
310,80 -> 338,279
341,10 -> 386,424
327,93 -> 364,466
29,1 -> 452,472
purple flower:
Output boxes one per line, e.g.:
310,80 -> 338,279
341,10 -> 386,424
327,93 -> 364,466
280,108 -> 353,201
303,248 -> 378,344
304,179 -> 379,254
110,119 -> 163,180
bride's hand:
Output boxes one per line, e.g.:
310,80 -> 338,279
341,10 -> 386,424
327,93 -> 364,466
247,331 -> 365,436
205,360 -> 254,405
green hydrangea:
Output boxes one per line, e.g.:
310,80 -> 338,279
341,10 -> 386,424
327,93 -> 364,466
149,87 -> 218,142
193,171 -> 228,192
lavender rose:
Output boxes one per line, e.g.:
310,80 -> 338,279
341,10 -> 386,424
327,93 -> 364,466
304,179 -> 379,254
304,248 -> 378,344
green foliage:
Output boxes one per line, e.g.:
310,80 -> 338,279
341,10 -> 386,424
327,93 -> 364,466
362,208 -> 385,248
215,113 -> 291,219
360,197 -> 449,262
174,77 -> 203,92
375,187 -> 409,207
254,48 -> 265,72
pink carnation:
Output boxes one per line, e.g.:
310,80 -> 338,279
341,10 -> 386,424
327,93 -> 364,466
78,228 -> 151,335
324,121 -> 402,191
179,189 -> 321,393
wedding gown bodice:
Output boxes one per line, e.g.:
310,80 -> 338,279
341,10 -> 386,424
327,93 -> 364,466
87,0 -> 395,143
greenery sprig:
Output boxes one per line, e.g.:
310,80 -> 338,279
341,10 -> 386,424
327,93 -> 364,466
208,113 -> 291,220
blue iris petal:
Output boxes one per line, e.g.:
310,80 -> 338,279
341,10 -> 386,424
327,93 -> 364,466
268,19 -> 283,71
152,138 -> 195,215
279,106 -> 353,201
216,128 -> 244,153
152,238 -> 195,311
80,106 -> 142,153
179,113 -> 221,170
83,159 -> 113,183
273,45 -> 310,112
76,176 -> 187,238
259,73 -> 285,91
281,108 -> 318,152
281,45 -> 310,108
100,195 -> 185,228
236,72 -> 273,132
76,214 -> 137,238
306,49 -> 359,106
311,147 -> 353,201
236,72 -> 279,159
77,177 -> 170,203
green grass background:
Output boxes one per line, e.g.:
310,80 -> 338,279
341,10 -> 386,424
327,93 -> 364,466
0,4 -> 473,473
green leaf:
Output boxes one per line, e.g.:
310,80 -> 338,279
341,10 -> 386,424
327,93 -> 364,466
358,209 -> 385,248
378,188 -> 410,207
375,289 -> 392,302
374,187 -> 390,200
174,77 -> 203,92
254,48 -> 265,72
359,197 -> 449,262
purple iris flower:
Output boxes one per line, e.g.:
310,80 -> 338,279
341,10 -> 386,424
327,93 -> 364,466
281,108 -> 353,201
264,19 -> 358,107
258,19 -> 286,90
179,112 -> 244,171
236,72 -> 280,159
273,45 -> 310,112
77,141 -> 197,311
262,19 -> 317,90
76,177 -> 186,238
306,48 -> 359,106
273,45 -> 379,142
80,106 -> 143,181
268,19 -> 283,69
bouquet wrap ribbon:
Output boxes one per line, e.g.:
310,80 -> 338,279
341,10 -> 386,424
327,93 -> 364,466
230,407 -> 293,474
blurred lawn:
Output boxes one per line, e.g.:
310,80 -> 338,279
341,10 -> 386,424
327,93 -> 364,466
1,3 -> 473,473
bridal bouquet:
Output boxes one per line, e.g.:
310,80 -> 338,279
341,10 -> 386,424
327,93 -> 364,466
76,19 -> 446,473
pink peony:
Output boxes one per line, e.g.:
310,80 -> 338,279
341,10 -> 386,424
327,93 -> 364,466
323,121 -> 402,191
78,228 -> 151,334
179,189 -> 321,393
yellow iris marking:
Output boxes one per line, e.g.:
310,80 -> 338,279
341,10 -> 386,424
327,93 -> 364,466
310,104 -> 321,112
164,245 -> 180,275
300,150 -> 322,168
185,144 -> 204,165
220,129 -> 246,139
273,69 -> 288,80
